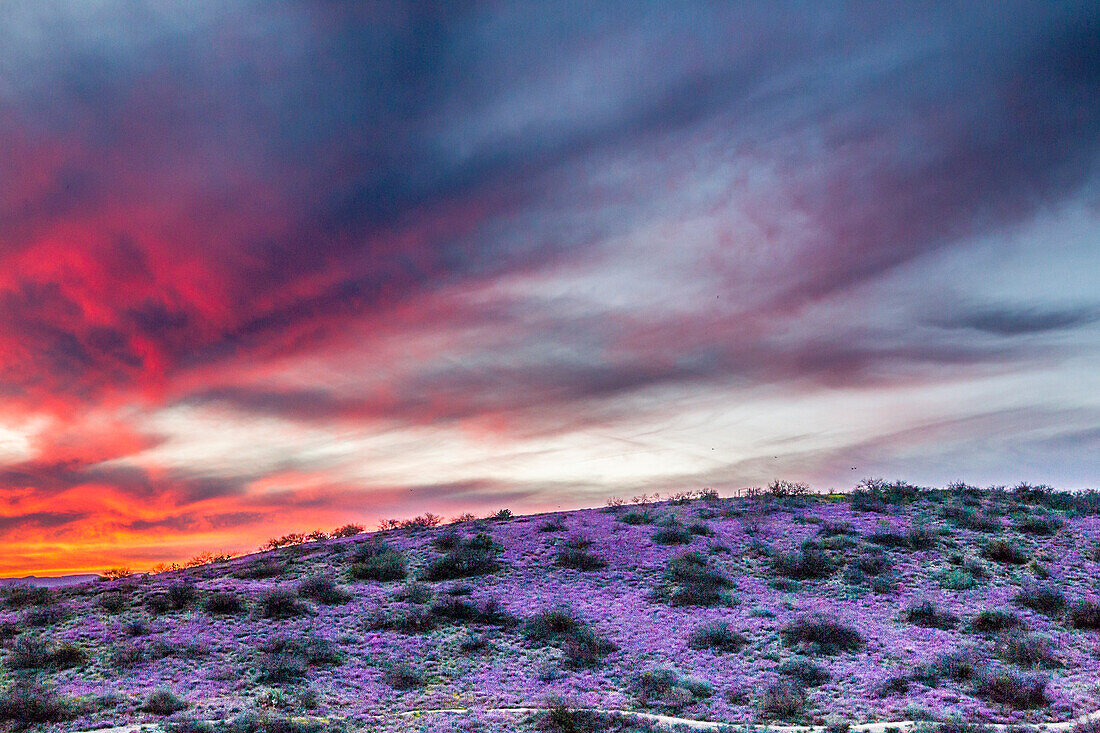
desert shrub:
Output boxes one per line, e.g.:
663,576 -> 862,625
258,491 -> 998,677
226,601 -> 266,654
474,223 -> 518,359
854,550 -> 890,575
555,546 -> 608,571
97,592 -> 127,614
819,521 -> 855,536
7,634 -> 86,671
771,540 -> 834,579
620,511 -> 654,525
203,591 -> 245,615
142,689 -> 189,715
940,569 -> 978,590
535,696 -> 660,732
867,526 -> 934,551
257,635 -> 341,683
0,679 -> 75,726
903,600 -> 959,629
524,609 -> 582,642
778,657 -> 831,686
145,594 -> 171,615
381,660 -> 425,690
652,524 -> 693,545
108,641 -> 146,670
420,533 -> 500,582
368,605 -> 438,634
768,479 -> 810,498
1015,514 -> 1063,536
955,510 -> 1002,532
297,575 -> 351,605
432,530 -> 462,551
539,518 -> 567,532
349,542 -> 407,582
233,558 -> 288,579
394,582 -> 432,604
972,610 -> 1024,633
654,551 -> 732,606
915,649 -> 978,684
331,524 -> 365,538
1068,598 -> 1100,629
430,596 -> 515,627
631,668 -> 712,712
2,585 -> 51,609
688,522 -> 715,536
523,608 -> 615,669
164,583 -> 197,610
878,676 -> 912,696
23,602 -> 70,627
560,626 -> 618,669
780,614 -> 864,655
972,671 -> 1049,708
983,539 -> 1028,564
687,621 -> 748,653
256,589 -> 310,619
996,631 -> 1059,668
1014,585 -> 1066,615
761,679 -> 806,719
218,712 -> 324,733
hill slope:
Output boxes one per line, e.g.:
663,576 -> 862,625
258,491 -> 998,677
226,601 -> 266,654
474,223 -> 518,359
3,484 -> 1100,732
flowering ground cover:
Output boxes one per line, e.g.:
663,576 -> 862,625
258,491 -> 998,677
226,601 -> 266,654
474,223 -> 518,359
2,483 -> 1100,732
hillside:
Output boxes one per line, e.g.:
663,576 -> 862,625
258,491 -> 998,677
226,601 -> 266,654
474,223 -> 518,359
2,482 -> 1100,732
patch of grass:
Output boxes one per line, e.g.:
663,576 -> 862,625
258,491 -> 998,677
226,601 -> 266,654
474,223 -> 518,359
780,614 -> 864,655
687,621 -> 748,653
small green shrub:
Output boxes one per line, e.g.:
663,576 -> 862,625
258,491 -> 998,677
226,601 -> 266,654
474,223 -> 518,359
780,614 -> 864,655
1014,585 -> 1066,615
771,540 -> 835,580
982,539 -> 1028,564
761,679 -> 806,720
777,657 -> 830,687
631,668 -> 712,712
1068,598 -> 1100,629
972,671 -> 1049,709
903,600 -> 959,629
142,689 -> 189,715
256,589 -> 311,619
298,575 -> 352,604
687,621 -> 747,653
349,542 -> 407,582
203,592 -> 245,615
972,610 -> 1024,633
654,551 -> 732,606
420,534 -> 500,582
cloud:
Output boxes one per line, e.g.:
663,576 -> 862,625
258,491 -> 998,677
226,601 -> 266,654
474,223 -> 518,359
931,306 -> 1098,336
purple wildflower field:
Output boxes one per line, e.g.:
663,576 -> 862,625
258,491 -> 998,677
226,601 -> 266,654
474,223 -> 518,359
4,483 -> 1100,732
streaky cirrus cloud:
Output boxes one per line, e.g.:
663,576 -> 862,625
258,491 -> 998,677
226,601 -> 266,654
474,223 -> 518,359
0,1 -> 1097,573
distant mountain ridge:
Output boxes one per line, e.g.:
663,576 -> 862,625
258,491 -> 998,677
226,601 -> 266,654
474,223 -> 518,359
0,573 -> 99,588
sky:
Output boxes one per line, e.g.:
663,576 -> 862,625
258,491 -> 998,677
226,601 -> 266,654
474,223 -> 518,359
0,2 -> 1098,575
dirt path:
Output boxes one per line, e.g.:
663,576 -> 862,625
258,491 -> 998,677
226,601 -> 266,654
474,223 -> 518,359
76,706 -> 1100,733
